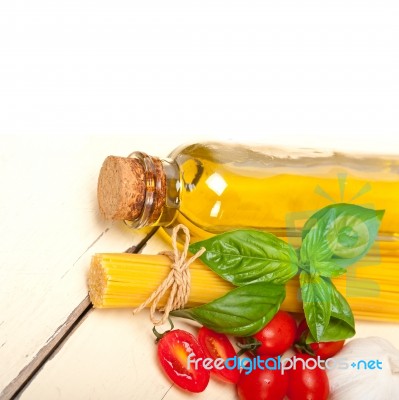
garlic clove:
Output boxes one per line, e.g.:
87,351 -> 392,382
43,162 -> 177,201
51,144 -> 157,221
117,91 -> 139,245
328,337 -> 399,400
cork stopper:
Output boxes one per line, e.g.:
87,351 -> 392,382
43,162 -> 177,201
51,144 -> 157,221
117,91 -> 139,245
97,153 -> 167,227
97,156 -> 146,220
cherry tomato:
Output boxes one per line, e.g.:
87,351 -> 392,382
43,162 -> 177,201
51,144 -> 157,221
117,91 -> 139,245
157,329 -> 210,393
295,318 -> 345,359
286,354 -> 330,400
198,326 -> 240,383
236,360 -> 288,400
253,311 -> 297,357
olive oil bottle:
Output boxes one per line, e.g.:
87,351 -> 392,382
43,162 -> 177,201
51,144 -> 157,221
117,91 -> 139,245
97,142 -> 399,243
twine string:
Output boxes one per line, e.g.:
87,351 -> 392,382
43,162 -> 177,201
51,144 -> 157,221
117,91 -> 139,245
132,224 -> 205,325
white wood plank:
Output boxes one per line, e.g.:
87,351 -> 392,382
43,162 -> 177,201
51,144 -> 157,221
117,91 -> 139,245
0,135 -> 170,396
18,308 -> 237,400
0,134 -> 230,396
0,134 -> 196,395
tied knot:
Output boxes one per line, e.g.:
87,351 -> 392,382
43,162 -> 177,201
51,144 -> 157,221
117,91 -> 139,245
132,224 -> 205,325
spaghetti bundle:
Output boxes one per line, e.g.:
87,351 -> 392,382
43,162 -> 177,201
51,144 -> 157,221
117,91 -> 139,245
88,246 -> 399,322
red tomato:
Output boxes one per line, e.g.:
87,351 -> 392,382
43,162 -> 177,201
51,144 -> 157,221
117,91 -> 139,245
286,354 -> 330,400
253,311 -> 297,357
198,326 -> 240,383
295,319 -> 345,359
237,361 -> 288,400
157,329 -> 210,393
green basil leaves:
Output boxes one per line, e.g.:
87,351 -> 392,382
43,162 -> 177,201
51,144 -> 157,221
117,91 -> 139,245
189,230 -> 299,286
175,230 -> 296,336
299,272 -> 356,342
304,279 -> 356,343
171,282 -> 286,336
298,203 -> 382,342
173,203 -> 383,341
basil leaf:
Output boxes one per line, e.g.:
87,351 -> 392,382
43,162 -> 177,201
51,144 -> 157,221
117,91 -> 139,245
301,204 -> 335,241
330,282 -> 355,333
301,203 -> 384,268
306,281 -> 355,343
306,317 -> 355,343
170,282 -> 286,336
312,260 -> 347,278
300,271 -> 331,341
189,230 -> 299,286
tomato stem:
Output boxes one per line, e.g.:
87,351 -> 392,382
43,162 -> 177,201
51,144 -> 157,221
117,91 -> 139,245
236,337 -> 261,357
294,342 -> 315,356
152,317 -> 174,343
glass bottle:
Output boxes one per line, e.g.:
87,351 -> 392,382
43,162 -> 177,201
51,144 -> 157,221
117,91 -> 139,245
97,142 -> 399,243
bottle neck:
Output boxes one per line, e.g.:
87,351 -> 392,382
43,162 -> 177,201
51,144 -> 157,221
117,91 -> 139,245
127,152 -> 180,228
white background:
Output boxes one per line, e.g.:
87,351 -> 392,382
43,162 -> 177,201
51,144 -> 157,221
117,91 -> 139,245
1,0 -> 398,152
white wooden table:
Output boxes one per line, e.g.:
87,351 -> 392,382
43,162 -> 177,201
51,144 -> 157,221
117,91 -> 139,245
0,135 -> 398,400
